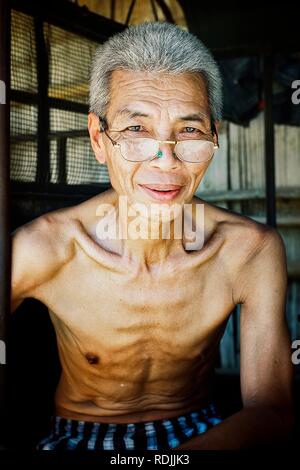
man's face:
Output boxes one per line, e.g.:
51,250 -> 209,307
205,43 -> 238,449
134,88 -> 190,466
89,69 -> 217,207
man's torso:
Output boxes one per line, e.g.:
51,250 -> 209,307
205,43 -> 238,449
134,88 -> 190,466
25,189 -> 262,423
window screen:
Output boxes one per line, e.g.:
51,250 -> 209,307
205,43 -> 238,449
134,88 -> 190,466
10,9 -> 110,186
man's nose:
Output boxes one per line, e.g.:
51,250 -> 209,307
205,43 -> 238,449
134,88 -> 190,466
149,142 -> 180,169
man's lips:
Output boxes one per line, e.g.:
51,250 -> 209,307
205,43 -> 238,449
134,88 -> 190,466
139,184 -> 182,191
138,184 -> 183,201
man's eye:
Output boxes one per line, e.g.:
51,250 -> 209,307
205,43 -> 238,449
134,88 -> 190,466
127,125 -> 144,132
183,127 -> 199,133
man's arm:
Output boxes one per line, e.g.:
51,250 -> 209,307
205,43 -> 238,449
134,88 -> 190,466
177,226 -> 294,449
11,214 -> 74,312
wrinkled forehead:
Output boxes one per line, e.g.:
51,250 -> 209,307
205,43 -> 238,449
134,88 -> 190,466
106,69 -> 211,124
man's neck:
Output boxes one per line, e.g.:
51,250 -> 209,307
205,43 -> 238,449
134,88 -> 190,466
93,192 -> 206,266
117,208 -> 186,267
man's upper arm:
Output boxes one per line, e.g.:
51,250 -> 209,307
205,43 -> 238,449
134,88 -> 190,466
235,226 -> 293,422
11,215 -> 74,312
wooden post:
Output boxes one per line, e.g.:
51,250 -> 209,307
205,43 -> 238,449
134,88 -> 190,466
263,55 -> 277,227
0,0 -> 11,449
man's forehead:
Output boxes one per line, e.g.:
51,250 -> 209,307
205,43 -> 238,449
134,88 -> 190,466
109,69 -> 209,106
112,105 -> 210,124
108,70 -> 210,122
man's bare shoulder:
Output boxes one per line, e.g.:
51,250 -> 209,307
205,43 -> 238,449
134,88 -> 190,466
193,197 -> 287,306
11,211 -> 73,310
10,189 -> 114,282
192,195 -> 280,263
11,188 -> 117,309
13,208 -> 75,258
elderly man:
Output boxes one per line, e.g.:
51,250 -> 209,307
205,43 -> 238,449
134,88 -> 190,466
11,22 -> 293,450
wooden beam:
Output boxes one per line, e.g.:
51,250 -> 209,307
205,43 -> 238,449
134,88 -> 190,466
201,187 -> 300,202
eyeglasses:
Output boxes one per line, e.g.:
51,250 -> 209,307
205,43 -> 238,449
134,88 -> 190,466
99,117 -> 219,164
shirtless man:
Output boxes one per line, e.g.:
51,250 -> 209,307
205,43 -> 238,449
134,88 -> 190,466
11,22 -> 293,450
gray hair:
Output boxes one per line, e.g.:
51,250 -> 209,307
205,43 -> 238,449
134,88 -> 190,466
89,21 -> 222,122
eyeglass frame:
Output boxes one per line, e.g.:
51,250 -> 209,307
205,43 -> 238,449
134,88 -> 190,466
98,116 -> 219,163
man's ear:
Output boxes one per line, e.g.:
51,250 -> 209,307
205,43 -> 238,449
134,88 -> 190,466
88,112 -> 106,164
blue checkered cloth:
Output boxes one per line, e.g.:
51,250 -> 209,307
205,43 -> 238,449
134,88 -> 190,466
37,403 -> 223,450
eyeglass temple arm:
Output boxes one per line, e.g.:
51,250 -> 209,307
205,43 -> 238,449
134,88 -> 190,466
211,119 -> 219,148
99,116 -> 108,132
99,116 -> 119,146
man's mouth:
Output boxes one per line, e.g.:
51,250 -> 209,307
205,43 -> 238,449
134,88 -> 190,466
138,184 -> 183,201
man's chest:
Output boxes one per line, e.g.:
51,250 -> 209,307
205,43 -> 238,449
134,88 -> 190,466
34,248 -> 235,354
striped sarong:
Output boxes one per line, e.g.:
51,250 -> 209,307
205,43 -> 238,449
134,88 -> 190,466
37,403 -> 223,450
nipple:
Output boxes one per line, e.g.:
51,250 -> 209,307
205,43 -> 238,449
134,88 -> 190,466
85,353 -> 99,365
